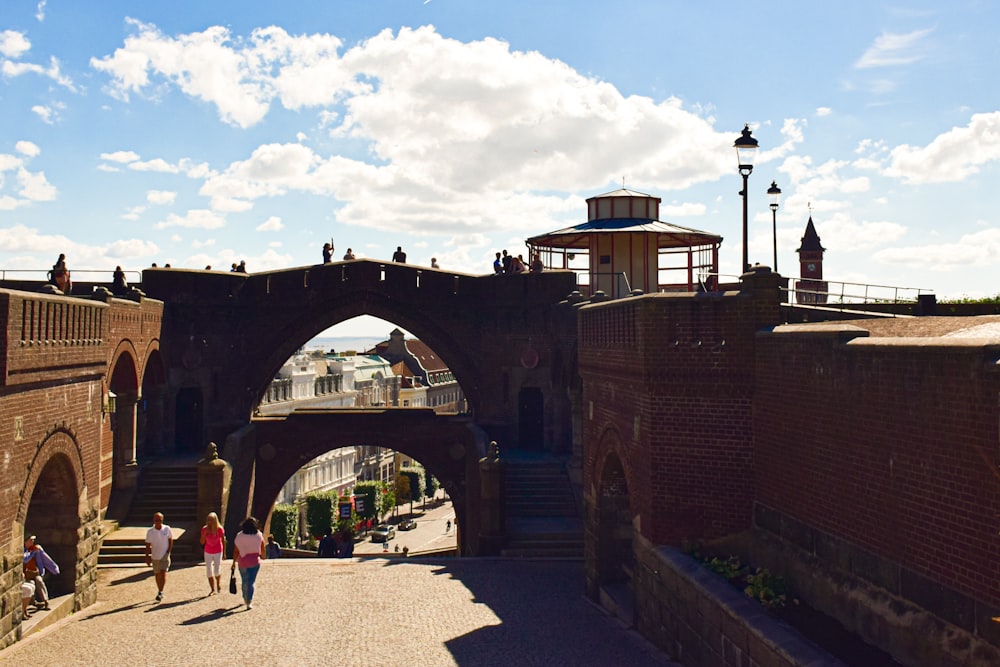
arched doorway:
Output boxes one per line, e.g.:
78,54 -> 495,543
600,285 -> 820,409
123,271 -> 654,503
518,387 -> 544,450
175,387 -> 203,453
595,452 -> 634,623
137,349 -> 167,458
23,453 -> 80,601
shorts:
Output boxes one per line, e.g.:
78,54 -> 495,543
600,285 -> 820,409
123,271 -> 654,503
21,582 -> 35,600
151,555 -> 171,573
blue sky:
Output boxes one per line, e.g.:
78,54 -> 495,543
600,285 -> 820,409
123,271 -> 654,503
3,2 -> 1000,335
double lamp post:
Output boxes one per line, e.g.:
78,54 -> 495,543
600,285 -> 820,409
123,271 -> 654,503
733,125 -> 781,274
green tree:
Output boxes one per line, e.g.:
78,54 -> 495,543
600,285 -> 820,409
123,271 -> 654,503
304,490 -> 337,538
378,484 -> 396,521
353,481 -> 380,522
399,469 -> 422,502
269,503 -> 298,548
423,469 -> 439,504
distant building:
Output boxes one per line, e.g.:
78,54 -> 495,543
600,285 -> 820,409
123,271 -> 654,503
371,328 -> 464,412
795,216 -> 828,304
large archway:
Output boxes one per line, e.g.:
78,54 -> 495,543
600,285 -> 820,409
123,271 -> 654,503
18,432 -> 85,606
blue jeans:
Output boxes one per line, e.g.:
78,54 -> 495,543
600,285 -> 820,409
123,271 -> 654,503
239,565 -> 260,604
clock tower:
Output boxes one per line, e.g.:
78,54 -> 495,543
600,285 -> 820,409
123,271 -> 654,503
795,216 -> 828,304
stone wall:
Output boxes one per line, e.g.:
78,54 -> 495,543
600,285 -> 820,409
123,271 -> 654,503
632,535 -> 845,667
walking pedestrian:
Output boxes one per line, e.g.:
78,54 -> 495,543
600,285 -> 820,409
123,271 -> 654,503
200,511 -> 226,595
232,516 -> 266,610
144,512 -> 173,602
23,535 -> 59,610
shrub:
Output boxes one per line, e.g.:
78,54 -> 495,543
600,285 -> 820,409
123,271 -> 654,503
269,503 -> 298,548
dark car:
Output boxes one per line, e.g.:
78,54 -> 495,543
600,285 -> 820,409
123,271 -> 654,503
398,518 -> 417,531
371,524 -> 396,542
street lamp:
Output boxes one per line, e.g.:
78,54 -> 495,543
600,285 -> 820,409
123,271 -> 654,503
734,124 -> 759,273
767,180 -> 782,272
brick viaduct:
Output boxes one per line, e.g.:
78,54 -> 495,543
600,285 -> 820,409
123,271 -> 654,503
2,262 -> 1000,664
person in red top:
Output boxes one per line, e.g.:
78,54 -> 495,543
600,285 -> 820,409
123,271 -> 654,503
232,516 -> 266,610
200,512 -> 226,596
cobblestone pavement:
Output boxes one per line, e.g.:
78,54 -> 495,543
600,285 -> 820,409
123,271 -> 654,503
0,558 -> 676,667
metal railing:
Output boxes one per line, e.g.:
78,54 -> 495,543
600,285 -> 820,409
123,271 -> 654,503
0,268 -> 143,284
573,271 -> 633,299
783,278 -> 932,308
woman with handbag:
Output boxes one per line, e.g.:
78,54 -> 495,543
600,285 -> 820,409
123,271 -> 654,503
232,516 -> 266,610
200,512 -> 226,596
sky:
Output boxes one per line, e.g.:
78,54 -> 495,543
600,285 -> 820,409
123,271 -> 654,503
3,2 -> 1000,336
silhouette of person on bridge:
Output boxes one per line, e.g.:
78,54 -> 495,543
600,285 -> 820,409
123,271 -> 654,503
431,257 -> 440,269
322,243 -> 333,263
51,253 -> 71,293
393,246 -> 407,263
111,266 -> 128,295
343,248 -> 356,260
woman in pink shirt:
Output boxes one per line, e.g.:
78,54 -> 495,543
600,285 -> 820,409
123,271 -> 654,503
200,512 -> 226,595
232,516 -> 266,610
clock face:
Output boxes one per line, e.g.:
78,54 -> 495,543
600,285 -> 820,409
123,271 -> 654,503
807,263 -> 816,272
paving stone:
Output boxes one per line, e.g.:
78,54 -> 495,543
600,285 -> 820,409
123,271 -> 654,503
0,558 -> 678,666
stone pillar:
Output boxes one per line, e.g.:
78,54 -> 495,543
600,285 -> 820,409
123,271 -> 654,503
477,440 -> 505,555
113,392 -> 140,491
197,442 -> 232,534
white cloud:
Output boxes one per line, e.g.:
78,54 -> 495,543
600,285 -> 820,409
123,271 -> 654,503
814,213 -> 908,252
873,228 -> 1000,269
0,30 -> 31,58
93,21 -> 736,230
101,150 -> 140,163
17,167 -> 56,201
1,54 -> 75,90
146,189 -> 176,205
816,107 -> 832,117
854,28 -> 933,69
130,157 -> 181,173
16,141 -> 40,157
31,105 -> 56,124
122,205 -> 145,220
154,209 -> 226,229
36,1 -> 47,22
885,111 -> 1000,184
256,215 -> 283,231
661,202 -> 706,217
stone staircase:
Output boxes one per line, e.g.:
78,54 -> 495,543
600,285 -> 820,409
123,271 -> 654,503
99,464 -> 199,565
501,456 -> 584,559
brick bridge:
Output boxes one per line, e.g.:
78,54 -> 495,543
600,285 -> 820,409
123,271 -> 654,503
139,260 -> 581,551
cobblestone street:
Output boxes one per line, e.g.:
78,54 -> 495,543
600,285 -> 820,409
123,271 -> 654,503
0,558 -> 675,666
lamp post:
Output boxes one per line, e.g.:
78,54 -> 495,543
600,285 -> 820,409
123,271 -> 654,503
734,124 -> 759,273
767,180 -> 781,272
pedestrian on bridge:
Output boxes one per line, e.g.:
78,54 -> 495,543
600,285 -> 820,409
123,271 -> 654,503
393,246 -> 407,263
322,242 -> 333,263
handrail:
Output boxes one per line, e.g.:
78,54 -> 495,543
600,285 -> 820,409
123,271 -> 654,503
0,268 -> 143,283
698,272 -> 933,308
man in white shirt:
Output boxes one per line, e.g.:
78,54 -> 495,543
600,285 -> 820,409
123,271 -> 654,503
145,512 -> 173,602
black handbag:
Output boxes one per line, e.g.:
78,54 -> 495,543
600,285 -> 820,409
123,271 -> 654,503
229,565 -> 237,595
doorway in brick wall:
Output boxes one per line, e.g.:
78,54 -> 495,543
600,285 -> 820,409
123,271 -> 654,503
23,450 -> 80,600
517,387 -> 543,450
596,452 -> 634,624
174,387 -> 203,453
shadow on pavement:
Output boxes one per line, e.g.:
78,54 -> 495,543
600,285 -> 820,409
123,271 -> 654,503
179,605 -> 245,625
106,570 -> 154,586
80,601 -> 152,620
427,560 -> 673,667
144,596 -> 202,612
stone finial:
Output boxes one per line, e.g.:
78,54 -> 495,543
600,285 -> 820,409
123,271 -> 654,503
488,440 -> 500,461
202,441 -> 219,462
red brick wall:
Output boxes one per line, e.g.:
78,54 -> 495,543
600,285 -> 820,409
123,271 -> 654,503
580,273 -> 780,545
755,326 -> 1000,608
0,289 -> 163,547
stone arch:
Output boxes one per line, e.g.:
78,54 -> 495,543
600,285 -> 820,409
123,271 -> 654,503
138,345 -> 167,457
240,413 -> 484,554
244,292 -> 483,420
18,429 -> 85,600
586,425 -> 636,612
107,347 -> 140,503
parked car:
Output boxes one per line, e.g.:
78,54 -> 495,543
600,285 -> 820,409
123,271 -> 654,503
371,524 -> 396,542
398,518 -> 417,531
